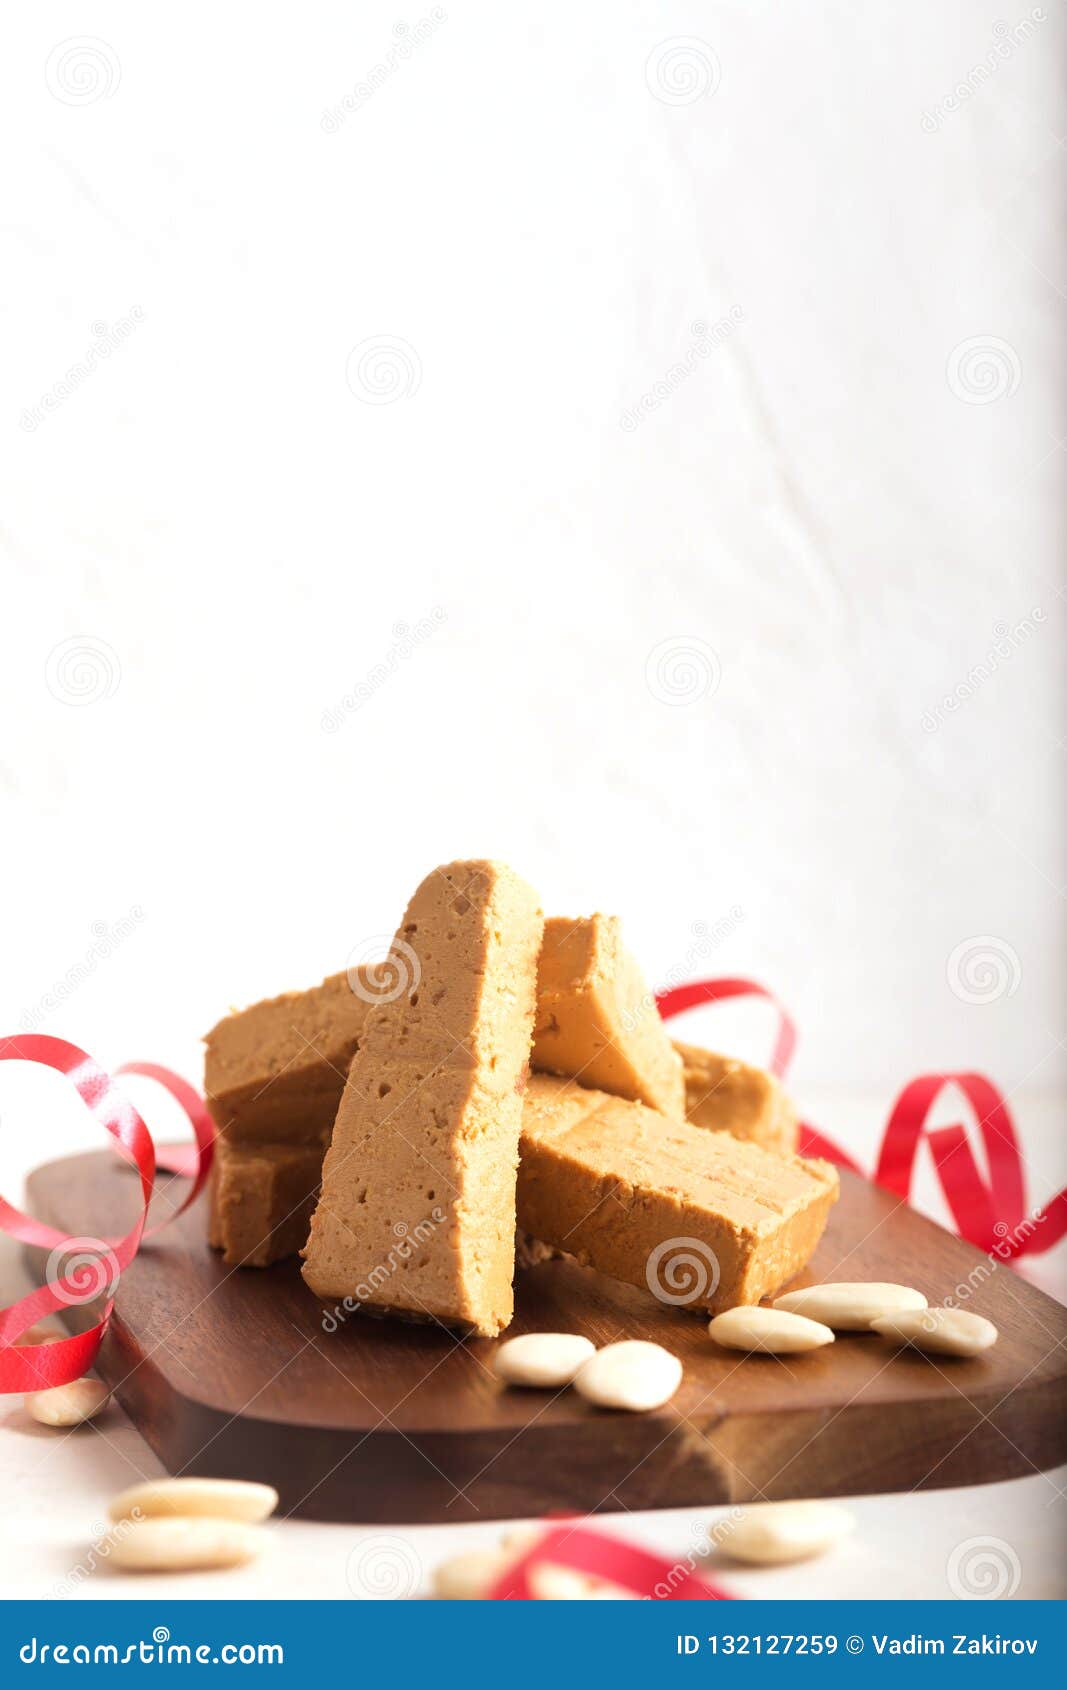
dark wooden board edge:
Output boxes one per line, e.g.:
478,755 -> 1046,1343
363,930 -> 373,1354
33,1292 -> 1067,1522
22,1150 -> 1067,1523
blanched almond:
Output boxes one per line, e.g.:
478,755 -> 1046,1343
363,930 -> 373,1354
433,1530 -> 630,1600
708,1305 -> 833,1354
722,1501 -> 855,1565
15,1323 -> 64,1346
492,1332 -> 595,1388
432,1548 -> 508,1599
434,1530 -> 539,1599
574,1340 -> 682,1411
26,1378 -> 111,1426
100,1516 -> 265,1571
107,1478 -> 278,1524
871,1307 -> 998,1357
773,1282 -> 927,1330
528,1563 -> 629,1599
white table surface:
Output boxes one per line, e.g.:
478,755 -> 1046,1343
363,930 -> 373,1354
2,1089 -> 1064,1603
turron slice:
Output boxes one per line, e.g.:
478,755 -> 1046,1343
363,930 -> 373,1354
202,858 -> 838,1335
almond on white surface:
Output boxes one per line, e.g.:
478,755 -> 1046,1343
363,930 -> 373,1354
433,1528 -> 543,1599
573,1340 -> 682,1411
527,1563 -> 631,1599
432,1548 -> 510,1599
492,1332 -> 595,1388
708,1305 -> 833,1354
773,1282 -> 927,1330
871,1307 -> 998,1357
432,1533 -> 632,1600
107,1478 -> 278,1524
98,1517 -> 266,1572
721,1501 -> 855,1565
25,1378 -> 111,1426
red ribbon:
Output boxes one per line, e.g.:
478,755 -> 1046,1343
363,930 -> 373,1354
112,1061 -> 215,1192
658,977 -> 796,1078
658,982 -> 1067,1259
0,1035 -> 214,1395
487,1520 -> 732,1600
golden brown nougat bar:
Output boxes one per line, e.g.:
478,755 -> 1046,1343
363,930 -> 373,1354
204,970 -> 374,1145
208,1140 -> 325,1268
203,918 -> 704,1151
208,1053 -> 807,1276
517,1076 -> 837,1312
301,861 -> 544,1336
676,1041 -> 799,1157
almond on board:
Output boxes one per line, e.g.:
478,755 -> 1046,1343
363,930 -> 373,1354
708,1305 -> 834,1354
774,1282 -> 927,1330
871,1307 -> 998,1357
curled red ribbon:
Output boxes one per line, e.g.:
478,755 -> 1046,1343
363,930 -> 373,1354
0,1035 -> 214,1394
657,982 -> 1067,1259
488,1520 -> 732,1600
658,977 -> 796,1078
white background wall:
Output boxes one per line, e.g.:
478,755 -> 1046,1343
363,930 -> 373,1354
1,3 -> 1063,1154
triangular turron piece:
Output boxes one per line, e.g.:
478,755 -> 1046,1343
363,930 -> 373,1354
532,915 -> 685,1117
301,861 -> 544,1336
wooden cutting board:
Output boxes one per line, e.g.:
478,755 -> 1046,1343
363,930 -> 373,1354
25,1151 -> 1067,1523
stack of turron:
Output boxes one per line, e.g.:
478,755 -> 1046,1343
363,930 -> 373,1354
205,861 -> 838,1336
